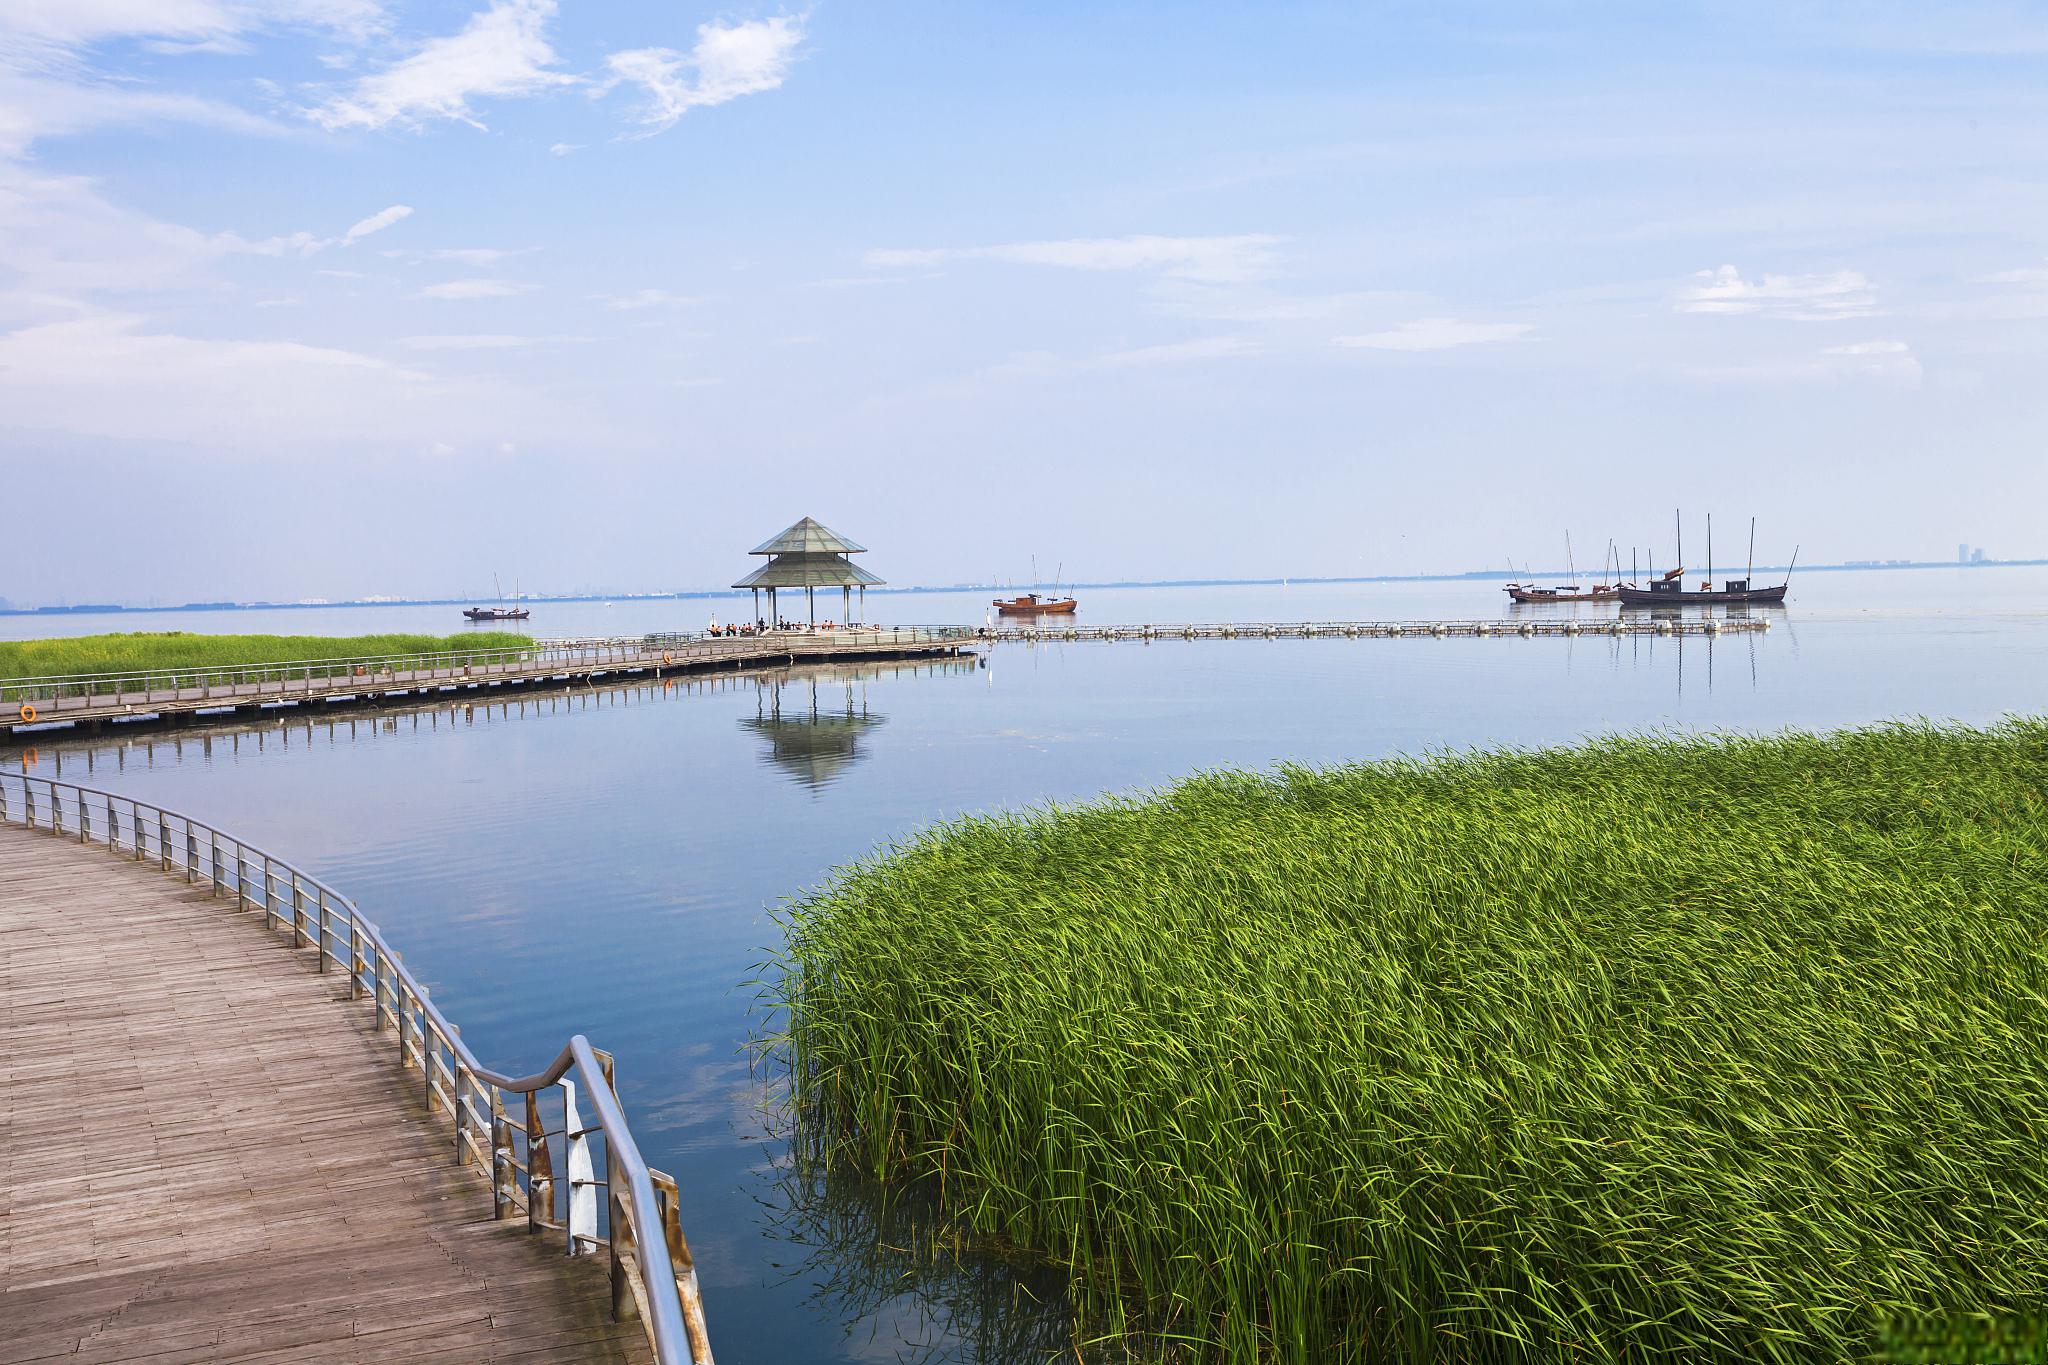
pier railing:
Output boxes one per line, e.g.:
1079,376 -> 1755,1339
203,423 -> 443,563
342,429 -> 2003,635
0,771 -> 713,1365
1,627 -> 981,717
987,617 -> 1764,642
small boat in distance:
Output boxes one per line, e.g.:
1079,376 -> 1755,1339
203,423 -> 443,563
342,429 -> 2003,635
1503,534 -> 1621,603
994,592 -> 1078,617
463,574 -> 531,622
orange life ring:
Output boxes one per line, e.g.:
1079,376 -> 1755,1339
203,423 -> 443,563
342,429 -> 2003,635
18,703 -> 36,723
662,650 -> 675,665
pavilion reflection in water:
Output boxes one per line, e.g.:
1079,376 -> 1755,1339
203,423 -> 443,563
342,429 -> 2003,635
741,660 -> 975,790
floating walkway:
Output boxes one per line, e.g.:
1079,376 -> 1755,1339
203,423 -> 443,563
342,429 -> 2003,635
986,617 -> 1768,643
0,776 -> 712,1364
1,629 -> 976,739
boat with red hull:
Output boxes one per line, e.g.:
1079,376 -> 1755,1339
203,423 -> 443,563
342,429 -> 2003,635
994,593 -> 1078,617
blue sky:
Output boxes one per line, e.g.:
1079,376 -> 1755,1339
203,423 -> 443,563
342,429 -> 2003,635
3,2 -> 2046,603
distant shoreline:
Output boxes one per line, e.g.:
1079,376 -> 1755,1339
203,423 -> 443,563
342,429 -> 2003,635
5,557 -> 2042,619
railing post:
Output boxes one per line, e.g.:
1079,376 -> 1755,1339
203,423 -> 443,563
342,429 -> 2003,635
348,921 -> 366,999
563,1077 -> 596,1257
184,827 -> 197,883
107,802 -> 121,855
373,950 -> 391,1031
455,1059 -> 476,1166
291,872 -> 310,950
51,787 -> 64,835
397,981 -> 415,1064
209,833 -> 223,897
424,1019 -> 441,1112
158,812 -> 169,871
236,847 -> 249,911
609,1142 -> 637,1322
491,1090 -> 514,1220
654,1169 -> 714,1364
21,783 -> 33,830
314,889 -> 329,972
526,1090 -> 553,1236
78,793 -> 90,844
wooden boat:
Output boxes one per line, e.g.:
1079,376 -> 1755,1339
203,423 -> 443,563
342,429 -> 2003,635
1504,582 -> 1618,603
1616,515 -> 1794,607
464,574 -> 529,622
1616,570 -> 1787,607
993,593 -> 1078,616
1503,533 -> 1621,602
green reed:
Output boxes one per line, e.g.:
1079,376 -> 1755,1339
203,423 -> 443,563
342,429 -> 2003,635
0,631 -> 533,682
770,721 -> 2048,1362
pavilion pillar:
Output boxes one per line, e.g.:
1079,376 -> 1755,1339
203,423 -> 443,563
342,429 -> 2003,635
842,585 -> 850,623
807,586 -> 815,627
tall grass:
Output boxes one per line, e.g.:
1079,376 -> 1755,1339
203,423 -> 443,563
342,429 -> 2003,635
771,721 -> 2048,1362
0,631 -> 533,681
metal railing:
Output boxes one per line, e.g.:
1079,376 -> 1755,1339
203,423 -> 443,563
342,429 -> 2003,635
2,627 -> 982,716
986,617 -> 1765,641
0,772 -> 713,1365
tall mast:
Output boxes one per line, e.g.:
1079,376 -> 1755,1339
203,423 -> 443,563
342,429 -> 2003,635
1707,513 -> 1714,588
1675,509 -> 1683,573
1566,530 -> 1574,583
1747,517 -> 1756,583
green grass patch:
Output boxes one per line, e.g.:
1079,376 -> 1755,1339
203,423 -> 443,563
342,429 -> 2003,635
0,631 -> 533,682
772,721 -> 2048,1362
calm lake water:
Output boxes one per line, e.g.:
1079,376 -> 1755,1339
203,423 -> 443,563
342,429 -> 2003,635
6,566 -> 2045,1361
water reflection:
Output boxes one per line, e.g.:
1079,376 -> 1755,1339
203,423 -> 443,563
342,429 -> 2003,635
742,662 -> 974,791
761,1145 -> 1075,1365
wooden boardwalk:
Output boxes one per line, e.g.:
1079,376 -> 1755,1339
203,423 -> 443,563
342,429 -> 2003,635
0,823 -> 650,1364
2,629 -> 977,740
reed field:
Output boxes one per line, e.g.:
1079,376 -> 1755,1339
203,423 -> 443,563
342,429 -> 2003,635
0,631 -> 533,683
772,721 -> 2048,1363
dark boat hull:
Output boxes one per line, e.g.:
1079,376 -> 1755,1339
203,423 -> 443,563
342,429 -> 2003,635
1616,584 -> 1787,607
994,596 -> 1078,616
463,608 -> 531,621
1505,587 -> 1618,603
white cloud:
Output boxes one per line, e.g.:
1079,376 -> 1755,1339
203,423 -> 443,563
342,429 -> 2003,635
397,333 -> 534,349
308,0 -> 572,132
601,16 -> 804,132
341,202 -> 411,245
865,234 -> 1286,285
0,0 -> 382,73
1687,340 -> 1922,387
1096,336 -> 1261,367
1333,317 -> 1533,351
548,140 -> 582,155
1978,263 -> 2048,287
1678,264 -> 1877,319
417,278 -> 531,299
596,287 -> 693,310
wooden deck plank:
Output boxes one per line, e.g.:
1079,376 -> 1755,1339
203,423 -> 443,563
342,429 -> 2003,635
0,824 -> 650,1363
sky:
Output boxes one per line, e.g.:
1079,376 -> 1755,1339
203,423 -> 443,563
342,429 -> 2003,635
2,1 -> 2046,605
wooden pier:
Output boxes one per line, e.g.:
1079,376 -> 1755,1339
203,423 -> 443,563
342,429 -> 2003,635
0,777 -> 711,1364
986,617 -> 1768,643
2,629 -> 976,739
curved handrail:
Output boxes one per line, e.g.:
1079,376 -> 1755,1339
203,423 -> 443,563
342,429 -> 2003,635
0,771 -> 709,1365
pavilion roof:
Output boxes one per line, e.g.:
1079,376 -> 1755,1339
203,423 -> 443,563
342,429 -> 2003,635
732,552 -> 885,589
749,517 -> 868,557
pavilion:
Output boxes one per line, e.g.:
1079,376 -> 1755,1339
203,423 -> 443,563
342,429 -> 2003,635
733,517 -> 884,627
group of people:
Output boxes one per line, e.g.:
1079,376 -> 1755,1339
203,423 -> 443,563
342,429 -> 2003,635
705,616 -> 862,638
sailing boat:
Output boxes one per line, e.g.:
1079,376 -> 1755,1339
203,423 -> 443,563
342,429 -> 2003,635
463,573 -> 531,622
1617,513 -> 1792,606
1504,533 -> 1620,602
993,556 -> 1078,616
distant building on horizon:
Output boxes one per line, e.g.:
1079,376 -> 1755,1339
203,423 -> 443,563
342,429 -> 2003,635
1959,542 -> 1970,564
1973,547 -> 1989,564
